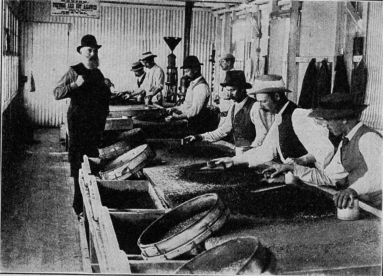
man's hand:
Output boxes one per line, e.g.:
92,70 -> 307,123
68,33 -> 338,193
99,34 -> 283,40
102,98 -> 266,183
75,75 -> 85,87
121,92 -> 132,100
183,135 -> 200,144
164,115 -> 173,123
262,163 -> 294,179
333,188 -> 358,209
210,157 -> 234,169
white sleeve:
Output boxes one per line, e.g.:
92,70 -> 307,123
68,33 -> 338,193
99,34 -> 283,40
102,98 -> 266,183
250,102 -> 269,147
349,133 -> 383,195
182,84 -> 209,118
292,109 -> 334,169
201,104 -> 233,142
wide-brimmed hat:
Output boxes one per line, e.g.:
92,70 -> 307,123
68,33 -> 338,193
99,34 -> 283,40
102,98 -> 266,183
220,70 -> 252,89
181,55 -> 203,69
248,74 -> 291,95
77,34 -> 101,53
140,51 -> 157,61
131,61 -> 144,72
220,53 -> 235,62
309,93 -> 368,120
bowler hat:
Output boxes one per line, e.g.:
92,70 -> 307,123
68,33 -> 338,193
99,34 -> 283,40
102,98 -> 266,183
220,70 -> 252,89
309,93 -> 367,120
220,53 -> 235,62
77,34 -> 101,53
181,55 -> 203,69
248,74 -> 291,95
140,51 -> 157,61
131,61 -> 144,72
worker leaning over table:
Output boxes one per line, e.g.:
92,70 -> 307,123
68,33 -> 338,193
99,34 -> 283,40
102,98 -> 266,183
264,93 -> 383,209
115,61 -> 149,103
140,51 -> 165,105
183,70 -> 269,150
53,34 -> 110,217
166,55 -> 218,134
212,74 -> 334,173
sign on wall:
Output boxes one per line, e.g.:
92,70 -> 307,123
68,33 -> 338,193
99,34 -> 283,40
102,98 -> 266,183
51,0 -> 100,18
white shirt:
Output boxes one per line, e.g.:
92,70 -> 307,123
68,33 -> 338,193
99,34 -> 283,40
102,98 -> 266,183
177,76 -> 210,118
235,105 -> 334,168
201,98 -> 267,146
293,122 -> 383,197
145,64 -> 165,96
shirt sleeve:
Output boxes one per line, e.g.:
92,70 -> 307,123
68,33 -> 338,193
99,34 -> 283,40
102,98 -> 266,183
201,104 -> 234,142
292,109 -> 334,169
148,67 -> 165,95
349,133 -> 383,195
250,102 -> 269,147
293,163 -> 336,186
53,68 -> 77,100
236,127 -> 278,167
181,84 -> 210,118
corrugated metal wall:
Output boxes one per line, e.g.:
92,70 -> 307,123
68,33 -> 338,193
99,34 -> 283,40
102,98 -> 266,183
20,1 -> 215,126
2,2 -> 19,111
361,2 -> 383,131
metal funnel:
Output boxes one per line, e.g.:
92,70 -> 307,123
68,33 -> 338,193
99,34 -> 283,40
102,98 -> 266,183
164,37 -> 182,52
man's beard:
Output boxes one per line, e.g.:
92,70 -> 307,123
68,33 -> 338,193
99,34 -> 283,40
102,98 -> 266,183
84,56 -> 99,68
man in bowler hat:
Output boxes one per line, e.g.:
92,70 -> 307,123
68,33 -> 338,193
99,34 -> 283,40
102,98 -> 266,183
166,55 -> 218,133
54,34 -> 110,217
184,70 -> 265,150
265,93 -> 382,208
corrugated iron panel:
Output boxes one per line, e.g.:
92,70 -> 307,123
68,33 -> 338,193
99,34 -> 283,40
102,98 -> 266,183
361,2 -> 383,130
22,22 -> 70,126
19,1 -> 215,126
2,3 -> 19,111
190,9 -> 216,90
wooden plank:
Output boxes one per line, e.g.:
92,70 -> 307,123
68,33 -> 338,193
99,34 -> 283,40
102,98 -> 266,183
97,179 -> 149,192
286,1 -> 301,102
108,209 -> 166,222
296,56 -> 335,63
104,117 -> 133,131
78,219 -> 92,273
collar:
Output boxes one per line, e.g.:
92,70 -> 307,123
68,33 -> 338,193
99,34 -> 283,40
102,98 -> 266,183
137,73 -> 145,81
345,122 -> 363,140
190,76 -> 202,85
234,97 -> 249,109
278,101 -> 290,115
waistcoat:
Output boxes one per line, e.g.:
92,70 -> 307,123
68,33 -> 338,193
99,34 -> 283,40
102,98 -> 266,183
232,97 -> 256,147
341,124 -> 382,185
278,102 -> 308,159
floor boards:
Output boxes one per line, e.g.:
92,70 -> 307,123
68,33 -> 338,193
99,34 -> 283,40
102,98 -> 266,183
1,128 -> 83,273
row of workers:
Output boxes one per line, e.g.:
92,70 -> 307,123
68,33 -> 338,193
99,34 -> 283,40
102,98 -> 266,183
53,34 -> 381,217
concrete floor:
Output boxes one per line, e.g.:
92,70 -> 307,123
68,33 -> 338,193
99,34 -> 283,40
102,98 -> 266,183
1,128 -> 84,273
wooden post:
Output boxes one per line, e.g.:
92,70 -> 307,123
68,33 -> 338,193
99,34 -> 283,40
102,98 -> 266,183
286,1 -> 302,102
184,1 -> 194,58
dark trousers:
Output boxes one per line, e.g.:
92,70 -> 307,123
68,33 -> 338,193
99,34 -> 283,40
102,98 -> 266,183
72,171 -> 83,215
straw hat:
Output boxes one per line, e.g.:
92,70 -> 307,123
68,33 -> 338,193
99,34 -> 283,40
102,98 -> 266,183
248,75 -> 291,95
140,51 -> 157,61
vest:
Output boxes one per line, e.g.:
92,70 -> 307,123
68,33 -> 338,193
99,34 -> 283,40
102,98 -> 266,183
278,102 -> 308,159
137,73 -> 146,88
341,124 -> 382,186
70,63 -> 110,114
231,97 -> 256,147
188,77 -> 219,133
